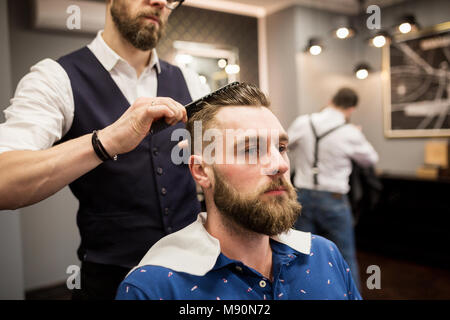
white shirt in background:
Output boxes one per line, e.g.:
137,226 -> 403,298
0,30 -> 210,154
288,106 -> 379,194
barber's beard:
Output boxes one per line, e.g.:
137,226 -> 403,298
213,170 -> 302,237
110,1 -> 166,51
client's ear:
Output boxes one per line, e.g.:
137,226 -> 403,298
189,155 -> 212,189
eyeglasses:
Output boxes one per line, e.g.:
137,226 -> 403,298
165,0 -> 184,10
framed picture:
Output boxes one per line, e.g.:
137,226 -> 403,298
383,21 -> 450,138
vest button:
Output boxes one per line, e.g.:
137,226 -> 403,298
164,208 -> 170,215
167,226 -> 173,233
157,167 -> 163,175
161,187 -> 167,196
153,147 -> 159,156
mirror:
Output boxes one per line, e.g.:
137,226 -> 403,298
172,41 -> 240,91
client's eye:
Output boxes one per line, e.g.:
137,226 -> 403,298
279,144 -> 288,153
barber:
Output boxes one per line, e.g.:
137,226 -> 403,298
0,0 -> 208,299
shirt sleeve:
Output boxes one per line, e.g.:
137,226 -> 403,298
346,270 -> 363,300
0,58 -> 74,154
116,282 -> 151,300
287,115 -> 307,148
345,126 -> 379,167
328,240 -> 363,300
339,251 -> 363,300
179,66 -> 211,101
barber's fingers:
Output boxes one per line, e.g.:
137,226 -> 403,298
144,105 -> 175,126
157,97 -> 187,124
132,105 -> 175,135
134,97 -> 186,125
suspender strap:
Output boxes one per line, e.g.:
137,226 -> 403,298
309,115 -> 347,187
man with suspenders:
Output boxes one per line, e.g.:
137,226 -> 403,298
287,88 -> 379,287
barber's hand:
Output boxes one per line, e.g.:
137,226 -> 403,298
97,97 -> 187,156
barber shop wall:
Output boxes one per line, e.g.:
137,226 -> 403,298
266,6 -> 359,130
0,0 -> 25,300
267,0 -> 450,175
349,0 -> 450,175
5,0 -> 259,293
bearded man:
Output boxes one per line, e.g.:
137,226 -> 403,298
0,0 -> 209,299
116,83 -> 362,300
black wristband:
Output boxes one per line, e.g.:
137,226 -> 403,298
92,130 -> 117,162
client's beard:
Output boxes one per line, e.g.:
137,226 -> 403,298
213,169 -> 302,236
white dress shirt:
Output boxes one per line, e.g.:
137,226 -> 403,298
0,30 -> 209,154
288,107 -> 379,194
128,212 -> 311,277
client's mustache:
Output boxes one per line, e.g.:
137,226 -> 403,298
138,10 -> 162,19
260,177 -> 295,195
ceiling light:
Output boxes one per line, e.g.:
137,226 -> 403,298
225,64 -> 240,75
305,38 -> 324,56
356,69 -> 369,80
372,35 -> 386,47
399,22 -> 412,34
336,27 -> 350,39
309,45 -> 322,55
369,31 -> 390,48
334,27 -> 355,39
397,15 -> 419,34
354,63 -> 371,80
217,59 -> 227,69
331,17 -> 356,40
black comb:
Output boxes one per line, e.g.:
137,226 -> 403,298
150,81 -> 241,134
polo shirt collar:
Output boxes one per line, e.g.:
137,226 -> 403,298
130,212 -> 311,277
88,30 -> 161,74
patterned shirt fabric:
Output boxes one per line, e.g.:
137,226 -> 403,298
116,214 -> 361,300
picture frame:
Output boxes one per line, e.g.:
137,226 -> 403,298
383,21 -> 450,138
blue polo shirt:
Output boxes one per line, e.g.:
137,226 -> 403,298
116,213 -> 361,300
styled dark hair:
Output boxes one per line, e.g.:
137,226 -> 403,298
331,87 -> 358,109
186,83 -> 270,155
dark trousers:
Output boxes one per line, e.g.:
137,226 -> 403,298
295,188 -> 360,289
71,261 -> 130,300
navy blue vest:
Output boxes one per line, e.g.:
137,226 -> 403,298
57,47 -> 200,268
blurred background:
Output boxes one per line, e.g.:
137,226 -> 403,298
0,0 -> 449,300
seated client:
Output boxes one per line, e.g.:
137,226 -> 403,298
115,83 -> 361,300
